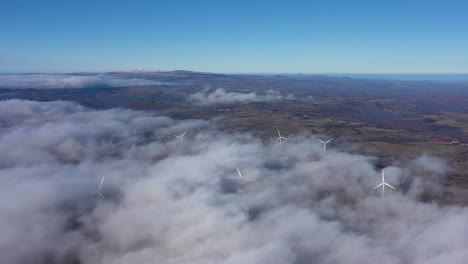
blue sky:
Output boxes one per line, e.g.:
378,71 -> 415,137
1,0 -> 467,73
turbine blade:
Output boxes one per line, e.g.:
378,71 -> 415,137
325,139 -> 333,143
237,167 -> 242,178
276,138 -> 281,142
181,132 -> 187,137
316,138 -> 325,144
373,183 -> 383,189
277,129 -> 281,137
384,183 -> 396,189
98,176 -> 105,191
99,192 -> 106,200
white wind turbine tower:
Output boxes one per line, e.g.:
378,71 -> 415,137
373,169 -> 396,197
174,131 -> 187,143
316,138 -> 333,151
98,176 -> 106,201
276,129 -> 287,143
236,167 -> 243,178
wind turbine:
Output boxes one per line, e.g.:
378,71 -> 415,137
236,167 -> 243,178
98,176 -> 106,201
373,169 -> 396,197
276,129 -> 287,143
174,131 -> 187,142
316,138 -> 333,151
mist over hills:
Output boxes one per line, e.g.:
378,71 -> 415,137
0,74 -> 170,89
2,99 -> 468,264
0,71 -> 466,162
1,71 -> 468,263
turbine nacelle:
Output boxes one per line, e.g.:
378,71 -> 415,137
276,129 -> 287,143
373,169 -> 396,197
174,131 -> 187,139
316,138 -> 333,151
174,131 -> 187,143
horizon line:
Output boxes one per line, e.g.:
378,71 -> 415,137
2,71 -> 468,75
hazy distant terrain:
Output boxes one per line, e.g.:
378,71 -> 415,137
1,71 -> 467,183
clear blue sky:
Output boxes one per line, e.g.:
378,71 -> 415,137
1,0 -> 467,73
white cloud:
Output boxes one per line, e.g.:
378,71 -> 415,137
0,74 -> 168,89
188,88 -> 294,105
0,99 -> 467,264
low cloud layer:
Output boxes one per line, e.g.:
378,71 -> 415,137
188,88 -> 294,105
1,99 -> 468,264
0,74 -> 167,89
